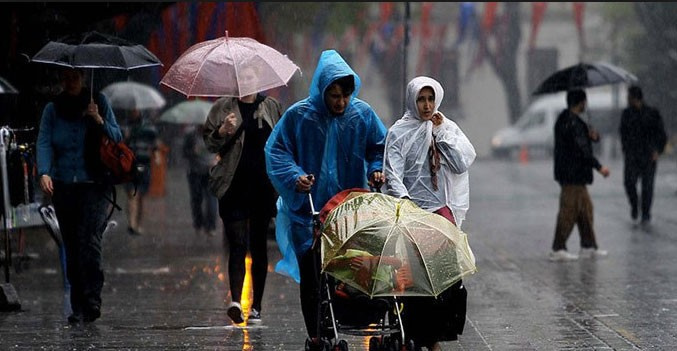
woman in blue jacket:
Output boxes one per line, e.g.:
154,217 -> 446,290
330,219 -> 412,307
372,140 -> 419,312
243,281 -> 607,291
37,67 -> 122,324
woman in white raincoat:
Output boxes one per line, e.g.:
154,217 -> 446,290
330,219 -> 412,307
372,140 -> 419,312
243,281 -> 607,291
383,76 -> 476,350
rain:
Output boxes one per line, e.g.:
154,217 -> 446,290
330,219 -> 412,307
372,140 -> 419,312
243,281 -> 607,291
1,2 -> 677,350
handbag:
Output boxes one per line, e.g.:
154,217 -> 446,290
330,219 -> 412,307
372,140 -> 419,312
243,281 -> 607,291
207,123 -> 244,198
99,134 -> 138,185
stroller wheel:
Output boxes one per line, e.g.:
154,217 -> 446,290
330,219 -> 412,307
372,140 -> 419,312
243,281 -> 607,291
332,339 -> 349,351
368,336 -> 380,351
390,336 -> 401,351
305,338 -> 332,351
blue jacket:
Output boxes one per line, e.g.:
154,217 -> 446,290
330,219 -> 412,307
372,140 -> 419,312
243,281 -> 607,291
265,50 -> 386,280
37,92 -> 122,183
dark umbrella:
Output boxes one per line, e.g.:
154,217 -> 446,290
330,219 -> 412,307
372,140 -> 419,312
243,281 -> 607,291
532,61 -> 638,95
31,31 -> 162,99
0,76 -> 18,94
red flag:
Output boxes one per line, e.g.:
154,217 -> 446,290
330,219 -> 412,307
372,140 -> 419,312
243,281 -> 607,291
573,2 -> 585,49
528,2 -> 547,49
482,2 -> 499,32
380,2 -> 393,25
112,14 -> 128,33
416,2 -> 433,75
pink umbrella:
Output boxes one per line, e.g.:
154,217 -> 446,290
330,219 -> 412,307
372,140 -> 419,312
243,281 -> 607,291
160,31 -> 300,98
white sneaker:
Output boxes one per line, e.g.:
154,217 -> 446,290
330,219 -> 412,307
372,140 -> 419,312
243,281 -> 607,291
227,301 -> 244,324
579,248 -> 608,259
549,249 -> 578,261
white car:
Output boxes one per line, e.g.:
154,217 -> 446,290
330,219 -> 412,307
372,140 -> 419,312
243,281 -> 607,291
490,88 -> 627,159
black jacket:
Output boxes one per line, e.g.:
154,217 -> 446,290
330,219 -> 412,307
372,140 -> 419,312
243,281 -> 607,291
554,109 -> 602,185
620,104 -> 667,167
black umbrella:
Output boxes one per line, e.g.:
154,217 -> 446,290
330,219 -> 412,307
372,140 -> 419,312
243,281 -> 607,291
0,76 -> 18,94
31,31 -> 162,99
532,61 -> 638,95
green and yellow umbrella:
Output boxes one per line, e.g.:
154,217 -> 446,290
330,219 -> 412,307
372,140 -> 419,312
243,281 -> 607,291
320,191 -> 476,298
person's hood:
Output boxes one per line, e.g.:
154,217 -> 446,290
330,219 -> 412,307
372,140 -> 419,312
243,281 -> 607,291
308,49 -> 361,115
404,76 -> 444,120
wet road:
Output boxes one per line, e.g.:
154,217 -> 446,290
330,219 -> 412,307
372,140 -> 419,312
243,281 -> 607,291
2,155 -> 677,350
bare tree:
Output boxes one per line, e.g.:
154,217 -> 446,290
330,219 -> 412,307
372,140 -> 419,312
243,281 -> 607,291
479,3 -> 523,124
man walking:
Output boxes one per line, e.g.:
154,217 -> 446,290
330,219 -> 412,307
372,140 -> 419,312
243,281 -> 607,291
550,89 -> 610,261
619,85 -> 668,224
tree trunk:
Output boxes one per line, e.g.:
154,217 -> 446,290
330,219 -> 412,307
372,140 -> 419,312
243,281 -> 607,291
485,3 -> 523,124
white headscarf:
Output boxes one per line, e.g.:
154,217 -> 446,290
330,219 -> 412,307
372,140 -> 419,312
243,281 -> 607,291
383,76 -> 476,228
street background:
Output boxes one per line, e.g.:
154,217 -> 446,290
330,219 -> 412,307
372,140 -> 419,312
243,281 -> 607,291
2,154 -> 677,350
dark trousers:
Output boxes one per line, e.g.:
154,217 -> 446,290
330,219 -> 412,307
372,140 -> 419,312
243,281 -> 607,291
219,196 -> 270,312
298,246 -> 323,339
187,172 -> 217,231
400,281 -> 467,346
52,182 -> 109,316
623,161 -> 657,220
552,185 -> 598,251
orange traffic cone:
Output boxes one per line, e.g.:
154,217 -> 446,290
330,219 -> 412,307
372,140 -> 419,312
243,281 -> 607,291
519,145 -> 529,164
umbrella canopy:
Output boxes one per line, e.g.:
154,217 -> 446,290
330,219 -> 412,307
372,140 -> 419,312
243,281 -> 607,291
0,76 -> 18,94
320,190 -> 476,298
32,31 -> 162,70
532,61 -> 638,95
160,31 -> 300,98
159,100 -> 213,125
102,81 -> 166,110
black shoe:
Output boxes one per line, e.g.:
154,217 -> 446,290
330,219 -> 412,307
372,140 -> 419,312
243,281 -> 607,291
83,306 -> 101,323
631,207 -> 638,220
67,313 -> 82,324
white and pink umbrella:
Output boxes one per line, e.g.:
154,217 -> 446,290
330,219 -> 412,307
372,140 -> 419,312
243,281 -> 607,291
160,31 -> 300,98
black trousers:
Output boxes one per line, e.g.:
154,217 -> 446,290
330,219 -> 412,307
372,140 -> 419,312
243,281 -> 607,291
400,280 -> 467,346
298,246 -> 323,339
52,182 -> 109,317
218,195 -> 271,312
623,160 -> 657,220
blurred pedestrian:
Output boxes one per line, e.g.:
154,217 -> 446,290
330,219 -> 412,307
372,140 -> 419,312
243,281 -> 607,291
182,124 -> 217,236
619,85 -> 668,224
265,49 -> 387,350
203,66 -> 283,325
550,89 -> 610,261
122,108 -> 161,235
383,76 -> 476,350
37,67 -> 123,324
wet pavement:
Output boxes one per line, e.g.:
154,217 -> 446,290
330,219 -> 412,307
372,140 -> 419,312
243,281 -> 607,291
2,155 -> 677,350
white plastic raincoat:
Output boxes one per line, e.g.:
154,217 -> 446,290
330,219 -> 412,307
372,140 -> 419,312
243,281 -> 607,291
383,76 -> 476,228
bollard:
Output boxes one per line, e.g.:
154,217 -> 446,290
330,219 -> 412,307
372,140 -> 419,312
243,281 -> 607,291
519,145 -> 529,164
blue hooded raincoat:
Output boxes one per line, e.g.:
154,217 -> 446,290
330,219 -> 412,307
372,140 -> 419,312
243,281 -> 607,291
265,50 -> 387,282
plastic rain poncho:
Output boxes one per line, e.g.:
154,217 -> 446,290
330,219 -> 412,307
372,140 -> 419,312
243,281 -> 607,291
265,50 -> 387,282
383,76 -> 476,228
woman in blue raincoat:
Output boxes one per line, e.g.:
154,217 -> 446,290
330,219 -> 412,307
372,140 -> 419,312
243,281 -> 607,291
265,49 -> 386,348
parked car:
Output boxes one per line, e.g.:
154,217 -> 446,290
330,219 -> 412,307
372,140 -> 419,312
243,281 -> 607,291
490,88 -> 627,159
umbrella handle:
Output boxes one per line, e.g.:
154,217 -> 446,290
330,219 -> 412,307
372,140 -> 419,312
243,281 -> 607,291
90,69 -> 94,101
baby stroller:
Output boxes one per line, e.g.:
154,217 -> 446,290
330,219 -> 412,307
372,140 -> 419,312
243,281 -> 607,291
306,188 -> 416,351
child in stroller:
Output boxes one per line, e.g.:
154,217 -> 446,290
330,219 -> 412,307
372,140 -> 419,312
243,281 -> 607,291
306,189 -> 416,351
